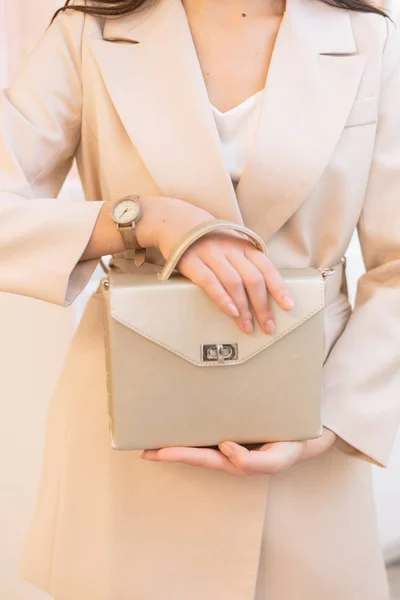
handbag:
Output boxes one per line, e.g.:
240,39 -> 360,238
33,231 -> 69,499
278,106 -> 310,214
101,219 -> 336,451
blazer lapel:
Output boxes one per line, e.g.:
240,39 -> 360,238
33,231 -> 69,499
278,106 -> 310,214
88,0 -> 366,239
235,0 -> 367,238
88,0 -> 242,223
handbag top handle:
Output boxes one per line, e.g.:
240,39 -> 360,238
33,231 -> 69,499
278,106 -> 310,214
159,220 -> 268,281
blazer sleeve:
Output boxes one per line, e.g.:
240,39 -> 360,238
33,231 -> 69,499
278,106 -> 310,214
0,10 -> 105,307
323,20 -> 400,467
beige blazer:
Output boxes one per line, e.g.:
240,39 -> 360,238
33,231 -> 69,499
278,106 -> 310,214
0,0 -> 399,598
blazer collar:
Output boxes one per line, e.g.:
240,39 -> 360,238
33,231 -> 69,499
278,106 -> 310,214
285,0 -> 357,55
102,0 -> 357,54
90,0 -> 365,238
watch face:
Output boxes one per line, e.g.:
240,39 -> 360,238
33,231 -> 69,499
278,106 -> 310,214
112,198 -> 141,225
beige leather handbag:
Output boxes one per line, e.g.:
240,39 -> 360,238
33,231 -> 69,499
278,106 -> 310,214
101,220 -> 332,451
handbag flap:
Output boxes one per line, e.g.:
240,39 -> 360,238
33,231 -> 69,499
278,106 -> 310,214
106,265 -> 324,367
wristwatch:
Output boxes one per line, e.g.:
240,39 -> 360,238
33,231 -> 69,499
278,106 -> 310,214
111,195 -> 143,250
111,195 -> 146,267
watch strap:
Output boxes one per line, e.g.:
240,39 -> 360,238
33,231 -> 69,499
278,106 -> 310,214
118,223 -> 141,251
123,248 -> 146,267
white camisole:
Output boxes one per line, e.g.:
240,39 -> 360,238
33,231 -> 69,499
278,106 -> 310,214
211,90 -> 263,187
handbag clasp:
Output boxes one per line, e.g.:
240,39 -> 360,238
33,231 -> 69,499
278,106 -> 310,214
201,344 -> 238,363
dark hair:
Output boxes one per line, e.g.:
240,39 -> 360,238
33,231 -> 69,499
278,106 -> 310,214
53,0 -> 388,22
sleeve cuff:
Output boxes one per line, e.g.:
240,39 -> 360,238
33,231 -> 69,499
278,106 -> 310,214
0,199 -> 105,306
58,199 -> 106,306
326,428 -> 384,467
323,412 -> 393,468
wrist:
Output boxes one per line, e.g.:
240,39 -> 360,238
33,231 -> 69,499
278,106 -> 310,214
136,195 -> 214,256
106,195 -> 164,251
113,194 -> 215,258
134,195 -> 166,249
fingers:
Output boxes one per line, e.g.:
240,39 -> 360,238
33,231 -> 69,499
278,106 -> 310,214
178,254 -> 240,319
246,248 -> 294,312
219,429 -> 337,475
178,235 -> 294,335
219,441 -> 303,475
141,447 -> 240,475
204,254 -> 256,334
227,251 -> 275,334
143,441 -> 303,476
142,430 -> 337,476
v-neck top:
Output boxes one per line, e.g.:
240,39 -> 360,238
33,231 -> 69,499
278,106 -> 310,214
211,90 -> 263,188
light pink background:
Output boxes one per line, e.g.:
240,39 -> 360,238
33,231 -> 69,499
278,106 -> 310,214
0,0 -> 58,84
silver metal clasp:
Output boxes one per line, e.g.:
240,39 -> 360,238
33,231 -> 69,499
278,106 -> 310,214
201,343 -> 238,363
318,258 -> 346,282
318,267 -> 336,281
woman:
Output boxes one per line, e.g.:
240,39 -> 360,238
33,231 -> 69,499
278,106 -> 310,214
0,0 -> 399,596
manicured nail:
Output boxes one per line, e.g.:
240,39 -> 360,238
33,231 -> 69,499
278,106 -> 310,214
227,302 -> 240,317
282,295 -> 294,310
264,319 -> 275,334
243,319 -> 254,334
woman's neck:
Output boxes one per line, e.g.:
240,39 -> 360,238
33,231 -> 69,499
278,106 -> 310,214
181,0 -> 286,19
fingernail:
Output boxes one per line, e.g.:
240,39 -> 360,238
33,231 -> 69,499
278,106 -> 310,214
282,295 -> 294,310
227,302 -> 240,317
243,319 -> 254,334
264,319 -> 275,334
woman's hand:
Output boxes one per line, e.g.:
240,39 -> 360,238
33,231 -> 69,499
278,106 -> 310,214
87,194 -> 293,334
136,195 -> 294,335
141,429 -> 336,476
176,232 -> 294,334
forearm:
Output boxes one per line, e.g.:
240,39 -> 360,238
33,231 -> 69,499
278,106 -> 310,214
80,195 -> 213,262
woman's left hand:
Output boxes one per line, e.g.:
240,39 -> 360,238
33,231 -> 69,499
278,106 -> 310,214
141,428 -> 336,476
